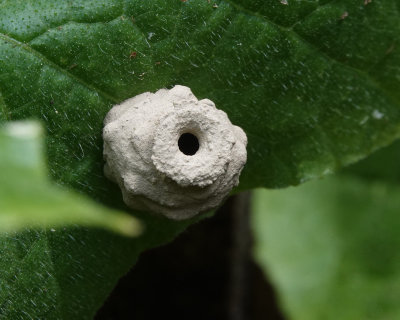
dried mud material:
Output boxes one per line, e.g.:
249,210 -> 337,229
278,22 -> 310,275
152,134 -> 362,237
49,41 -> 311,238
103,85 -> 247,220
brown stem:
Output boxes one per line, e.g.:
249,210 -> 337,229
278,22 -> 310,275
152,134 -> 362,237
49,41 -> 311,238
228,191 -> 252,320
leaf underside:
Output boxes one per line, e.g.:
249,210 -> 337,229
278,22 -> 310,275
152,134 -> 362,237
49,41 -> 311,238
0,0 -> 399,318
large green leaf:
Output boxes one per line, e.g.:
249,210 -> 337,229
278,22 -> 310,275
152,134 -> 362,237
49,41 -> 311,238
0,0 -> 399,318
252,175 -> 400,320
0,0 -> 399,191
0,121 -> 141,235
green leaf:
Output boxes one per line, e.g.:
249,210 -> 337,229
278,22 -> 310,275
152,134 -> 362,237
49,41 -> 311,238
0,0 -> 399,192
343,138 -> 400,184
0,0 -> 399,318
252,175 -> 400,320
0,121 -> 142,235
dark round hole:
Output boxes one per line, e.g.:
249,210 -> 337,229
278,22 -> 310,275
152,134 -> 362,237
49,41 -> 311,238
178,133 -> 199,156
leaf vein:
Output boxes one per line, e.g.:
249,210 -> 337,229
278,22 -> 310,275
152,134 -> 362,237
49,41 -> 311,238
221,0 -> 400,108
0,90 -> 10,121
0,32 -> 119,104
288,0 -> 338,29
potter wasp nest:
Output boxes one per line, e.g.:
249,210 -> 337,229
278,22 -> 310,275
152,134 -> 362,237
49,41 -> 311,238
103,85 -> 247,220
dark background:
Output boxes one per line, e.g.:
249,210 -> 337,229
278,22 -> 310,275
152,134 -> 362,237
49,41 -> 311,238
96,195 -> 285,320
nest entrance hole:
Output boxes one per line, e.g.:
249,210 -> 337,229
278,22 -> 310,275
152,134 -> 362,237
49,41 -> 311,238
178,133 -> 199,156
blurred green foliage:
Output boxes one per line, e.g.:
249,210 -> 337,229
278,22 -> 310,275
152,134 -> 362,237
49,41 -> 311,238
252,139 -> 400,320
0,121 -> 141,235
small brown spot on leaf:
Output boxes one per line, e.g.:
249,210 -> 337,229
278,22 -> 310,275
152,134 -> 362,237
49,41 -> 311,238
129,51 -> 138,59
364,0 -> 372,5
386,43 -> 395,54
340,11 -> 349,20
